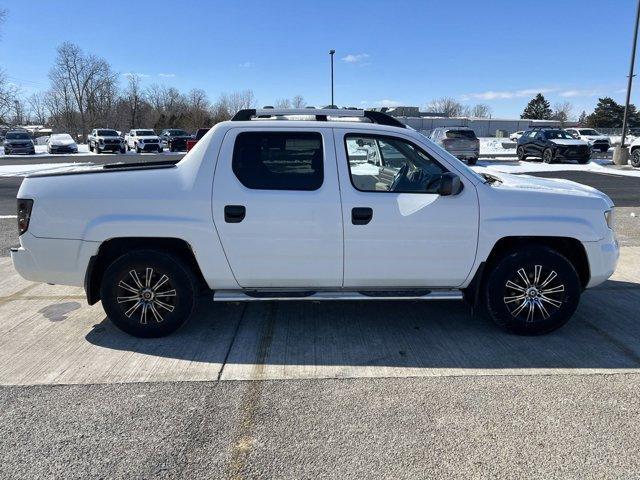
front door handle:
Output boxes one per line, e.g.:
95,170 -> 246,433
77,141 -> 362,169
352,207 -> 373,225
224,205 -> 246,223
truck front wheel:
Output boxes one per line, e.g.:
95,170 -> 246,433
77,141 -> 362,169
100,249 -> 198,338
484,246 -> 581,335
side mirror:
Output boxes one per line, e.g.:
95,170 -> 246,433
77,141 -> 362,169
435,172 -> 463,196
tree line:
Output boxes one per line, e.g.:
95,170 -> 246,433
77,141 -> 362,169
520,92 -> 640,129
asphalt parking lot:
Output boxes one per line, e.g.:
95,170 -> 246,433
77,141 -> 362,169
1,156 -> 640,478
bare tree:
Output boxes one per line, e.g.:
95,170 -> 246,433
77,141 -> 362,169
225,89 -> 256,114
275,98 -> 291,109
0,70 -> 18,125
184,88 -> 211,130
49,42 -> 118,139
468,104 -> 492,118
551,102 -> 573,126
425,97 -> 465,117
28,92 -> 49,125
123,74 -> 145,129
291,95 -> 306,108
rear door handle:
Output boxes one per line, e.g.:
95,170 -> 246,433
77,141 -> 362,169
352,207 -> 373,225
224,205 -> 246,223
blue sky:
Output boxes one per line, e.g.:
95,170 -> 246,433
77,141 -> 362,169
1,0 -> 638,118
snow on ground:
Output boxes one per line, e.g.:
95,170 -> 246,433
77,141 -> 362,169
472,158 -> 640,178
479,137 -> 515,155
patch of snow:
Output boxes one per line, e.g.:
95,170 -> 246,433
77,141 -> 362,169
472,159 -> 640,178
479,137 -> 515,155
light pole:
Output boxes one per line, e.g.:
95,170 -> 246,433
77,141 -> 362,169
615,0 -> 640,165
329,49 -> 335,108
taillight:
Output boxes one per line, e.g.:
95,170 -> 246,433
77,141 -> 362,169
17,199 -> 33,235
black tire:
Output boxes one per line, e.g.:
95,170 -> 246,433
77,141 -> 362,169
88,143 -> 93,152
484,246 -> 581,335
169,144 -> 175,152
467,157 -> 477,166
100,249 -> 198,338
95,145 -> 101,154
600,146 -> 609,153
631,148 -> 640,168
517,146 -> 526,161
157,146 -> 163,153
120,147 -> 126,154
136,144 -> 141,154
577,156 -> 590,165
542,148 -> 554,163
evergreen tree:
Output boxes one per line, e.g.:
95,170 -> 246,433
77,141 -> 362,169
521,93 -> 553,120
577,110 -> 587,125
584,97 -> 640,128
585,97 -> 625,128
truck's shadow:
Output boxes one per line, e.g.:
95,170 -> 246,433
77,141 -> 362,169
85,280 -> 640,370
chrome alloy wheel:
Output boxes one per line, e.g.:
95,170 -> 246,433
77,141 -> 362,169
116,268 -> 177,324
503,265 -> 565,323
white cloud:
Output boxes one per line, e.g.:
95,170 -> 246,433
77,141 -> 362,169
461,87 -> 557,101
158,73 -> 176,78
559,89 -> 601,98
342,53 -> 370,64
122,72 -> 150,78
238,61 -> 254,68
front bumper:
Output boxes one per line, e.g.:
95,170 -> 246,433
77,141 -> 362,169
11,232 -> 99,287
583,229 -> 619,288
50,145 -> 78,153
5,145 -> 35,154
554,147 -> 591,161
139,143 -> 161,151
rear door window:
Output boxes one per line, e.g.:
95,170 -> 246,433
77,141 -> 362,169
445,130 -> 477,140
232,131 -> 324,191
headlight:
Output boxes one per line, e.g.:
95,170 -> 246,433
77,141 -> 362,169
605,209 -> 615,230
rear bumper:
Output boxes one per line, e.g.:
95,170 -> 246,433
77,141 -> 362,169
583,230 -> 619,288
446,148 -> 479,159
11,233 -> 99,287
5,146 -> 35,154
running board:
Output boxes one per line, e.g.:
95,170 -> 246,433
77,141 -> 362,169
213,290 -> 463,302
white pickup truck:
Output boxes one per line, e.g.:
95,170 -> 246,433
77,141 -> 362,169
12,109 -> 618,338
124,129 -> 163,153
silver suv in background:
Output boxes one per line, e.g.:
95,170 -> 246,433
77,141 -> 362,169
429,127 -> 479,165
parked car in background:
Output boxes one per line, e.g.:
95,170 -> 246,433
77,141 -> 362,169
564,128 -> 611,153
627,136 -> 640,168
11,108 -> 618,338
509,131 -> 524,142
3,130 -> 36,155
46,133 -> 78,154
159,129 -> 192,152
125,129 -> 162,153
429,127 -> 479,165
517,127 -> 590,164
186,128 -> 210,151
88,129 -> 126,154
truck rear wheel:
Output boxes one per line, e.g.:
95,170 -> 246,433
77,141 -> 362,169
100,249 -> 198,338
484,246 -> 581,335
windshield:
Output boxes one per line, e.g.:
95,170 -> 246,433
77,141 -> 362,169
579,129 -> 599,136
168,129 -> 188,136
136,130 -> 156,136
6,132 -> 31,140
51,134 -> 73,141
97,129 -> 118,136
446,129 -> 477,140
545,130 -> 574,140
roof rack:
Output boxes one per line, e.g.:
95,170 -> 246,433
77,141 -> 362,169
529,126 -> 562,131
231,108 -> 406,129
